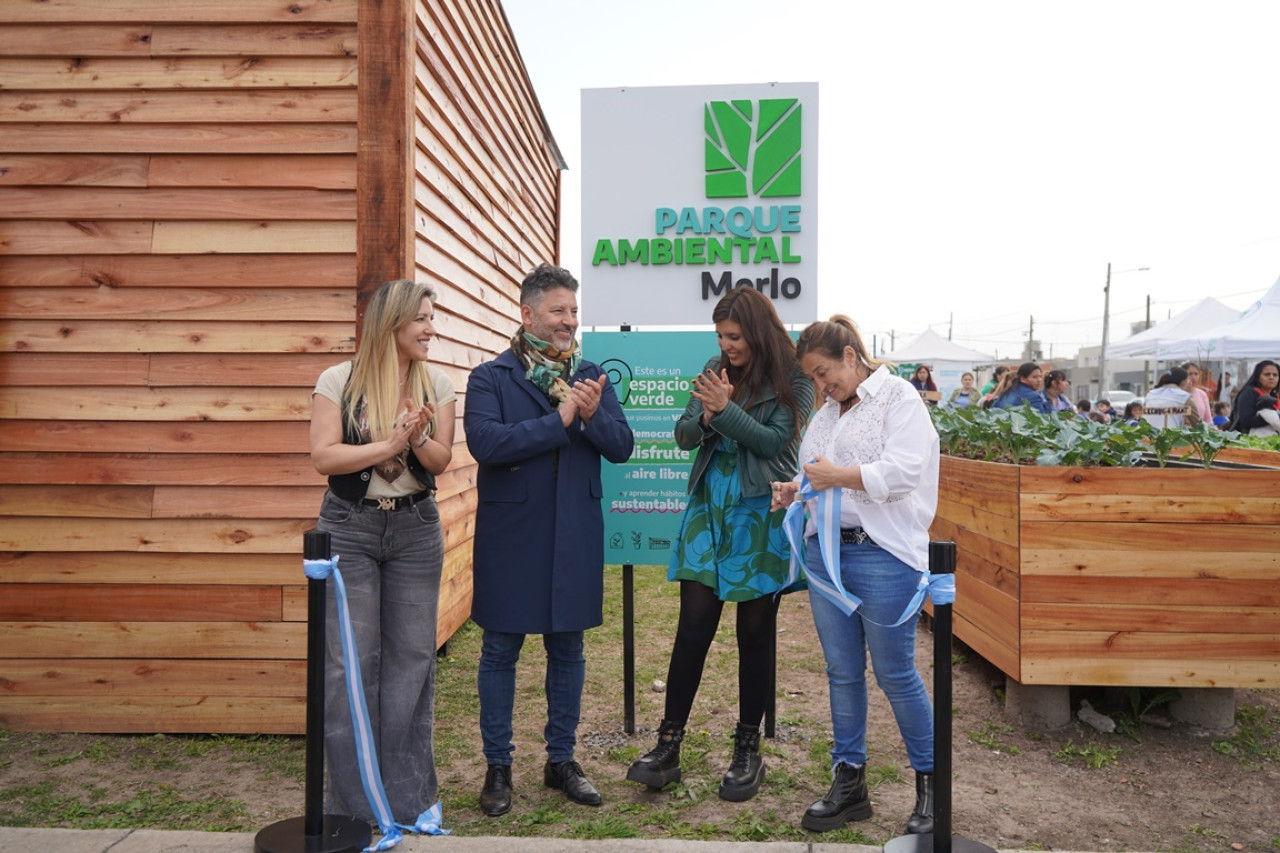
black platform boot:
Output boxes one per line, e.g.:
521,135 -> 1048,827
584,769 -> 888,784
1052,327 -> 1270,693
718,721 -> 766,802
626,719 -> 685,789
801,762 -> 873,832
905,771 -> 935,834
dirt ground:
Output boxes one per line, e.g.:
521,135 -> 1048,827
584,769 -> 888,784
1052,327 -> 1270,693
3,593 -> 1278,851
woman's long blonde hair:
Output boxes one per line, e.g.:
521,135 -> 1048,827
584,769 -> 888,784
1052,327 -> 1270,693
344,279 -> 438,441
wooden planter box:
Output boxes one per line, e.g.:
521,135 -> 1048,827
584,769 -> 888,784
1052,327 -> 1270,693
931,455 -> 1280,689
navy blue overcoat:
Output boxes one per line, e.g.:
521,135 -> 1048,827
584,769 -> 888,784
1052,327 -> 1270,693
465,349 -> 634,634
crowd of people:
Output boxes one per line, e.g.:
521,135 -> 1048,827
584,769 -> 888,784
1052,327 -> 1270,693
917,357 -> 1279,436
308,269 -> 944,842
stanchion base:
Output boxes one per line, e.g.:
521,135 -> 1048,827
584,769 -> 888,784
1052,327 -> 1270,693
255,815 -> 372,853
884,833 -> 997,853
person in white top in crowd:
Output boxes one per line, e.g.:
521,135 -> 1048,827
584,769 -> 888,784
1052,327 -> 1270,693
771,315 -> 939,838
1218,370 -> 1235,405
1141,367 -> 1201,429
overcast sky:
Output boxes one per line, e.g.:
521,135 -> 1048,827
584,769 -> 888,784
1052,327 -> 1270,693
502,0 -> 1280,360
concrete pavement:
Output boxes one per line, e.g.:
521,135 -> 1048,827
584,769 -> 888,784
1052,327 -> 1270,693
0,827 -> 887,853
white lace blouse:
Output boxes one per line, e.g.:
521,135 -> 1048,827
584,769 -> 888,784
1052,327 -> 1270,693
796,365 -> 940,573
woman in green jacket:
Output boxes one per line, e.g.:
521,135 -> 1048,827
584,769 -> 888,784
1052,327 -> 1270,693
626,286 -> 814,802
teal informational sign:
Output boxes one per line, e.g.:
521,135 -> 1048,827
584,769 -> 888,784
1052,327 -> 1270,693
583,330 -> 718,567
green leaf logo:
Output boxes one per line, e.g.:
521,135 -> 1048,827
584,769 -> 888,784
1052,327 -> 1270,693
704,98 -> 802,199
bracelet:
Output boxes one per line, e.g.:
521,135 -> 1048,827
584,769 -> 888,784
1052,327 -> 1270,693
412,432 -> 430,449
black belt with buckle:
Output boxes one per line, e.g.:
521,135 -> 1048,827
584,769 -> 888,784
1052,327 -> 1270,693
359,489 -> 433,511
841,527 -> 871,545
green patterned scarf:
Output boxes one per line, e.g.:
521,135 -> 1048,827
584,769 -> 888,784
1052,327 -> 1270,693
511,326 -> 581,406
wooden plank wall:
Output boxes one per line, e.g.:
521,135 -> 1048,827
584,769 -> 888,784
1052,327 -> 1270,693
407,0 -> 563,638
0,0 -> 564,733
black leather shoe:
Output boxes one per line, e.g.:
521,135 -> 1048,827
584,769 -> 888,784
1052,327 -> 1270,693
719,721 -> 766,802
544,759 -> 603,806
626,719 -> 685,789
479,764 -> 512,817
801,762 -> 873,832
906,771 -> 935,834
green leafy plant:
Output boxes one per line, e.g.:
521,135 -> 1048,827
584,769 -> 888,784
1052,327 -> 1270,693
1236,433 -> 1280,451
932,405 -> 1263,469
1055,740 -> 1122,769
1178,423 -> 1242,467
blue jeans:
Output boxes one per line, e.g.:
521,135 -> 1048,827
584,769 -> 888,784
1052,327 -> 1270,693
478,629 -> 584,765
318,491 -> 443,824
806,538 -> 933,772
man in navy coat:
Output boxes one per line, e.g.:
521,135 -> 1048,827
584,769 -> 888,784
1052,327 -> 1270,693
464,263 -> 634,816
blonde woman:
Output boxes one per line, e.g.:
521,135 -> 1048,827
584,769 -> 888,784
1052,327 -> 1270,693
309,279 -> 456,827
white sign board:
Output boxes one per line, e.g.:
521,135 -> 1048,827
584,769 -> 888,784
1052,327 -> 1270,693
581,83 -> 819,327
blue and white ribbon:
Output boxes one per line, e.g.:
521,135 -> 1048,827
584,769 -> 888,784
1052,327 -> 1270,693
304,556 -> 451,850
781,474 -> 956,624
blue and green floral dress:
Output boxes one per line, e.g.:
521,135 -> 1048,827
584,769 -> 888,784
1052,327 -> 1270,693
668,435 -> 805,602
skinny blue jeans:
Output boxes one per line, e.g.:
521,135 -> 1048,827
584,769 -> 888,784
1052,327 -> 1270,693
478,629 -> 585,765
318,491 -> 443,824
806,537 -> 934,772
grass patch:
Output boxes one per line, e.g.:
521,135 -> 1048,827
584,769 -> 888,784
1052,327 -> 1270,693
1055,740 -> 1122,769
1211,704 -> 1280,769
970,721 -> 1022,755
0,781 -> 252,831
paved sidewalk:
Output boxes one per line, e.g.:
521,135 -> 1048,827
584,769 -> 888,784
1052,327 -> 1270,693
0,827 -> 887,853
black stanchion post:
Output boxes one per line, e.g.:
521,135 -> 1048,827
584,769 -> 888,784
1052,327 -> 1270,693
623,562 -> 635,734
303,531 -> 327,837
255,530 -> 371,853
884,541 -> 995,853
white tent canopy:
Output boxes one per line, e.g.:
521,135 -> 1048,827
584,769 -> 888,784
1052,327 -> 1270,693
1149,275 -> 1280,361
884,329 -> 994,404
1107,297 -> 1240,358
883,328 -> 994,365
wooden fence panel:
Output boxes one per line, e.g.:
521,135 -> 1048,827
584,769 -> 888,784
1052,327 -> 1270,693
0,0 -> 562,734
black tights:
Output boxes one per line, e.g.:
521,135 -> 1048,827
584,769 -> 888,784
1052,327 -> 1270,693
662,580 -> 778,729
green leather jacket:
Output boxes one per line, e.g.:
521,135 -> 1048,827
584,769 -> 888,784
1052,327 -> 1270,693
674,357 -> 814,498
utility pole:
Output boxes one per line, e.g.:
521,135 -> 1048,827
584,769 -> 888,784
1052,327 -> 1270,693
1142,294 -> 1152,394
1098,262 -> 1150,400
948,312 -> 953,341
1099,262 -> 1112,399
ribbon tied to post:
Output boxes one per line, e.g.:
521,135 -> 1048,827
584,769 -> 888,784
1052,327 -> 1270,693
303,556 -> 451,851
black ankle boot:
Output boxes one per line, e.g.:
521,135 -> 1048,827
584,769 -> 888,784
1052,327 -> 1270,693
801,762 -> 873,832
718,721 -> 766,802
626,719 -> 685,789
905,771 -> 935,834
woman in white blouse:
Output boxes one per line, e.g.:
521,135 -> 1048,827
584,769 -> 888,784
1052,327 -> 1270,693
772,315 -> 939,837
